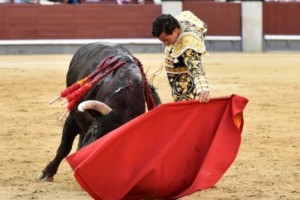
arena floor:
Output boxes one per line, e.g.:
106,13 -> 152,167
0,52 -> 299,199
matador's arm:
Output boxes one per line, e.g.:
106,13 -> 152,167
183,49 -> 209,95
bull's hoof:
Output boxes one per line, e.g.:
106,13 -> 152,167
37,171 -> 54,182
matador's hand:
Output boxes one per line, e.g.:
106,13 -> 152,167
197,91 -> 210,103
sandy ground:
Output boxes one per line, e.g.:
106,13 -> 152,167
0,52 -> 299,200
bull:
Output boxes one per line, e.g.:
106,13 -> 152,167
38,42 -> 161,181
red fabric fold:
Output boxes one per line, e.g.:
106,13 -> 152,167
66,94 -> 248,200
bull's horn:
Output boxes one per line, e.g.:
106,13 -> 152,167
78,100 -> 112,115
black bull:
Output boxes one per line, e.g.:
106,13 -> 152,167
38,42 -> 161,181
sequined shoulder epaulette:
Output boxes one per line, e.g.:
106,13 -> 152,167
171,32 -> 206,58
171,11 -> 207,58
177,11 -> 207,33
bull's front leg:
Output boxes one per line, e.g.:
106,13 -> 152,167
37,115 -> 80,181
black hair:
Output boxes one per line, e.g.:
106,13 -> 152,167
151,14 -> 180,37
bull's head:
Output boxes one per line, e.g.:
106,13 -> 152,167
78,100 -> 122,148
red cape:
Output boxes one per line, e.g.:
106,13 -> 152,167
67,94 -> 248,200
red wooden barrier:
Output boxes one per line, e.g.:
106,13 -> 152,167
0,4 -> 161,39
1,2 -> 300,40
183,2 -> 241,36
263,2 -> 300,35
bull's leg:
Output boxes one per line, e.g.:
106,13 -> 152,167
37,115 -> 80,181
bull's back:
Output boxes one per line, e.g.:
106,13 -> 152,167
66,43 -> 132,86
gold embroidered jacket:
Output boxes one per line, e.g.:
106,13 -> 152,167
164,11 -> 209,101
